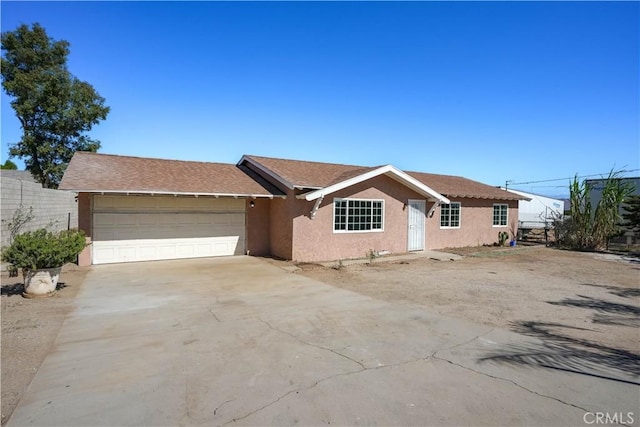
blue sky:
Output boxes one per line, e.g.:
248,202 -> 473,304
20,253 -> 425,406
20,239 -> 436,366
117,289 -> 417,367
1,1 -> 638,196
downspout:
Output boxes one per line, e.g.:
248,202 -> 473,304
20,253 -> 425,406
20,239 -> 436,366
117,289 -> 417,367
310,195 -> 324,220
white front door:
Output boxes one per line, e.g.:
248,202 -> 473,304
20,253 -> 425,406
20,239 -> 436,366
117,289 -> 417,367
407,199 -> 425,251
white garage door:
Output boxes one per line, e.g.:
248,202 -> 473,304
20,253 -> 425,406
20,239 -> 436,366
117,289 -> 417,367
92,195 -> 245,264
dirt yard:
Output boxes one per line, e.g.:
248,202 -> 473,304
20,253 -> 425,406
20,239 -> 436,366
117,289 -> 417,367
1,247 -> 638,425
298,246 -> 640,356
1,264 -> 89,425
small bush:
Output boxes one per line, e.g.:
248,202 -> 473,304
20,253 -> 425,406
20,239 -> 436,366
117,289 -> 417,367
1,229 -> 86,270
332,259 -> 345,270
498,231 -> 509,246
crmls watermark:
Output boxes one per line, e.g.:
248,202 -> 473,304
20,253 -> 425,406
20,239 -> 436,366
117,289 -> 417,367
583,412 -> 635,425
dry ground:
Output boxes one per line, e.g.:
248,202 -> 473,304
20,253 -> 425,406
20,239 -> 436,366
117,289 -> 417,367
1,247 -> 638,425
1,264 -> 89,425
298,246 -> 640,355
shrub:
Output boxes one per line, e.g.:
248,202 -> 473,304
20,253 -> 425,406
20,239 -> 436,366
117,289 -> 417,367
367,249 -> 378,264
498,231 -> 509,246
562,171 -> 635,250
1,228 -> 86,270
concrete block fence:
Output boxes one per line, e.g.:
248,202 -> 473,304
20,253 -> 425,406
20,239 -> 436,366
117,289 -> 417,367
1,177 -> 78,248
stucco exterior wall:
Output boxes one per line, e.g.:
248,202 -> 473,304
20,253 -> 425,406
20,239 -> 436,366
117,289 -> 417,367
290,175 -> 430,262
426,198 -> 519,249
73,183 -> 520,266
246,198 -> 270,256
268,195 -> 294,259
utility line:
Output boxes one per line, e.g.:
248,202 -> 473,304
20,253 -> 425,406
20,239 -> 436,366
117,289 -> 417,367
505,168 -> 639,189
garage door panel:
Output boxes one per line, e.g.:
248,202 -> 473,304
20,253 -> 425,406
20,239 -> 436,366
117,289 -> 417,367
93,246 -> 115,262
93,197 -> 114,210
119,247 -> 136,262
179,198 -> 196,210
176,244 -> 195,257
138,245 -> 156,259
157,245 -> 176,258
230,214 -> 245,225
116,215 -> 137,226
213,214 -> 229,225
93,237 -> 243,264
93,213 -> 116,226
137,197 -> 157,209
138,215 -> 158,226
195,213 -> 212,224
175,213 -> 195,225
92,195 -> 246,264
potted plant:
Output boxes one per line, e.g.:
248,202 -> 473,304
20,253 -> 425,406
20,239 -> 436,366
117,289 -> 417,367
1,229 -> 86,297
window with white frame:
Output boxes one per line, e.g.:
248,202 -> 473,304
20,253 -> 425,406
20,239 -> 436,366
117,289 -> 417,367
440,202 -> 461,228
493,204 -> 508,226
334,199 -> 383,232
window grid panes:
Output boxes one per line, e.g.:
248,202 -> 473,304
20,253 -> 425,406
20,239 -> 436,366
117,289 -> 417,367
334,199 -> 383,232
440,202 -> 461,228
493,204 -> 508,226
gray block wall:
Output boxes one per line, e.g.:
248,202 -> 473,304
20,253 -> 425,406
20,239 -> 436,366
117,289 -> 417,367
1,177 -> 78,247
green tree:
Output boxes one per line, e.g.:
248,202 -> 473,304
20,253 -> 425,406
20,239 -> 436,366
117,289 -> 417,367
1,159 -> 18,170
620,194 -> 640,232
1,23 -> 109,188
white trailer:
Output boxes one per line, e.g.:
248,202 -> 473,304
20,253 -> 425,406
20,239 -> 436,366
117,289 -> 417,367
505,189 -> 564,230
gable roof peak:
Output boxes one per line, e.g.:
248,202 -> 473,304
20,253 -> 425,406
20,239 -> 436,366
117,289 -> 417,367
239,154 -> 375,190
241,154 -> 369,170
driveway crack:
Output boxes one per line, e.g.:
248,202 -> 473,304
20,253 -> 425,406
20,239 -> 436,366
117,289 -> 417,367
259,319 -> 365,369
213,399 -> 235,416
431,328 -> 495,357
220,357 -> 426,426
219,369 -> 361,426
217,319 -> 434,426
431,355 -> 591,414
209,308 -> 222,322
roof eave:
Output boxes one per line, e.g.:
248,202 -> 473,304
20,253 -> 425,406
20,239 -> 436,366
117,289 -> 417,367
62,189 -> 285,199
238,155 -> 296,190
443,193 -> 529,201
299,165 -> 450,204
293,185 -> 323,190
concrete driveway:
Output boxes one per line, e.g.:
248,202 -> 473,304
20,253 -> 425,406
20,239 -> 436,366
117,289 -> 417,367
7,257 -> 638,426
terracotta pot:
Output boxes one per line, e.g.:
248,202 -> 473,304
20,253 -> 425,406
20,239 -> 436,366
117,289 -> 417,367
23,267 -> 61,297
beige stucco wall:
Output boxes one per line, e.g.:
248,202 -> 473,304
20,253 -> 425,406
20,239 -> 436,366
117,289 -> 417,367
290,175 -> 430,262
425,198 -> 519,249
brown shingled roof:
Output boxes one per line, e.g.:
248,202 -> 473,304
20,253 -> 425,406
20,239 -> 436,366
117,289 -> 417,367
408,171 -> 523,201
243,155 -> 524,201
242,155 -> 376,188
59,152 -> 281,196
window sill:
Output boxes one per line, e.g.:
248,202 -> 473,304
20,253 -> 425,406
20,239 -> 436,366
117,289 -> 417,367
333,229 -> 384,234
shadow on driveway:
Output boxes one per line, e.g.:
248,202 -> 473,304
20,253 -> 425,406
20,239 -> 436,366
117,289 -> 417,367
479,287 -> 640,385
479,321 -> 640,385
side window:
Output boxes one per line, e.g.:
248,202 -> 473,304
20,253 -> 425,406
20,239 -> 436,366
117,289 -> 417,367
493,204 -> 508,226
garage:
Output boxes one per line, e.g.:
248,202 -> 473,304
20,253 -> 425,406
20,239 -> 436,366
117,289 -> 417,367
92,194 -> 246,264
